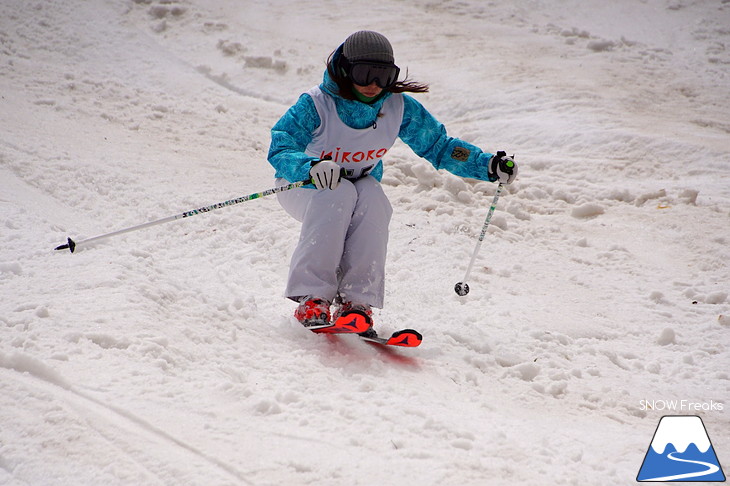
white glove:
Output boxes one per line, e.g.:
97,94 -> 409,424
488,151 -> 518,184
309,159 -> 341,190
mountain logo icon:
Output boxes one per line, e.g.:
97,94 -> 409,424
637,415 -> 726,482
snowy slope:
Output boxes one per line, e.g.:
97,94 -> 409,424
1,0 -> 729,485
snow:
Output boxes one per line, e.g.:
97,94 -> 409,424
1,0 -> 729,485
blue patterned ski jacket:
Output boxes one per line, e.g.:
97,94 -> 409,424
268,70 -> 497,184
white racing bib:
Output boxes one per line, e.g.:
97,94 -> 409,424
305,86 -> 404,180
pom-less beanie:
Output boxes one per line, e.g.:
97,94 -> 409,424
342,31 -> 394,64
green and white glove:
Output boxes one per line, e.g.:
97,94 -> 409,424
488,151 -> 517,184
309,159 -> 342,190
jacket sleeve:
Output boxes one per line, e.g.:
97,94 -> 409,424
268,93 -> 321,183
398,94 -> 496,182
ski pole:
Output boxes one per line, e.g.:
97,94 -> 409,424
54,180 -> 307,253
454,183 -> 504,296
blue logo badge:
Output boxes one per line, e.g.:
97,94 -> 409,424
637,415 -> 726,482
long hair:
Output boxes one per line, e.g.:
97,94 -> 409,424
326,46 -> 429,101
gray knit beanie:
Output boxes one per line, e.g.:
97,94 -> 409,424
343,31 -> 394,64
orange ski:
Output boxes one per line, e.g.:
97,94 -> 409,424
312,309 -> 372,335
360,329 -> 423,347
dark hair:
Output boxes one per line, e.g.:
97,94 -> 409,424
326,47 -> 429,101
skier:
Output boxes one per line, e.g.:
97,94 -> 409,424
268,30 -> 517,336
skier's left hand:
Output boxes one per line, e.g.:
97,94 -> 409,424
488,151 -> 517,184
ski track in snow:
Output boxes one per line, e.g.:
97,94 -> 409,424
1,0 -> 729,485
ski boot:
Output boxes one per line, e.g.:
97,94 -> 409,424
333,302 -> 375,337
294,297 -> 331,330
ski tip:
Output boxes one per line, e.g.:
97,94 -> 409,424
54,237 -> 76,253
386,329 -> 423,347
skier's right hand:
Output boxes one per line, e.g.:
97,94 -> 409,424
309,159 -> 341,190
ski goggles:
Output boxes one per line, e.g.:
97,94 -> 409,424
346,61 -> 400,89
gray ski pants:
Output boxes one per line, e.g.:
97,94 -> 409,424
276,176 -> 392,308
